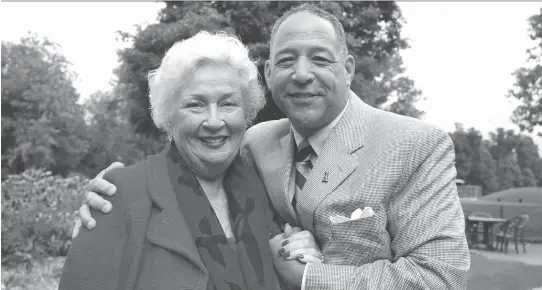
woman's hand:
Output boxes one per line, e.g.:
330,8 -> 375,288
72,162 -> 125,239
271,224 -> 323,264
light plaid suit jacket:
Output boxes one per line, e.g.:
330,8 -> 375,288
242,92 -> 470,289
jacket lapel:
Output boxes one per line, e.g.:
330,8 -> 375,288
145,146 -> 208,278
277,131 -> 300,226
296,94 -> 367,232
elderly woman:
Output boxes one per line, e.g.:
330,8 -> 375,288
59,31 -> 317,290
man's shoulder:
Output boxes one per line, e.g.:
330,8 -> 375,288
245,118 -> 291,142
367,107 -> 449,141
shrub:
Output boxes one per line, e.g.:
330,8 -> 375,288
1,168 -> 88,260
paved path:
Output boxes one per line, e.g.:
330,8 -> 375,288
468,244 -> 542,290
470,243 -> 542,266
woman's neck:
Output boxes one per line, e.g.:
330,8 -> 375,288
195,175 -> 225,200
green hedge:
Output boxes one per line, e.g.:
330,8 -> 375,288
1,169 -> 88,259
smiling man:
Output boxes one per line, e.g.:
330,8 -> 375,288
74,4 -> 470,289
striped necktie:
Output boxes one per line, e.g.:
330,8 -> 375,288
292,139 -> 314,209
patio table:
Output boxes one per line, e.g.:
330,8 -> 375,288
467,216 -> 507,250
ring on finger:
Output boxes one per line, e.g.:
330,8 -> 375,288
316,251 -> 325,262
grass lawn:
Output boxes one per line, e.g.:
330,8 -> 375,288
2,254 -> 542,289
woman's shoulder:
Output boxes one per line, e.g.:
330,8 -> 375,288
102,159 -> 150,206
231,153 -> 259,177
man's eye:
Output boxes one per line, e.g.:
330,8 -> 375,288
313,56 -> 331,63
276,57 -> 294,65
184,102 -> 203,108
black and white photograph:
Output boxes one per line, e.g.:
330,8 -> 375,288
1,2 -> 541,290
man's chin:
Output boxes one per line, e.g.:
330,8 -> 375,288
290,118 -> 326,136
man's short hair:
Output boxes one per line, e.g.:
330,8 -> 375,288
269,3 -> 348,60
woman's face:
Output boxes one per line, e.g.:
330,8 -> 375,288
170,64 -> 247,180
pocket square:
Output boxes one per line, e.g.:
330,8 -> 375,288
330,207 -> 375,224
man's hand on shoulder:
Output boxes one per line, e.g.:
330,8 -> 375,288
72,162 -> 125,239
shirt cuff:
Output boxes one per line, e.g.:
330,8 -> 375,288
301,263 -> 309,290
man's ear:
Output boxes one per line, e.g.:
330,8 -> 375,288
264,59 -> 272,86
344,55 -> 355,87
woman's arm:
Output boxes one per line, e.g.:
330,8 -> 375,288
59,172 -> 128,290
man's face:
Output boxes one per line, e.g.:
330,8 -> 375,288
265,11 -> 355,137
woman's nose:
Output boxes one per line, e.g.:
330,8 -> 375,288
202,105 -> 224,130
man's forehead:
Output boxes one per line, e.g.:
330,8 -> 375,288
272,11 -> 338,52
276,11 -> 336,38
273,32 -> 338,55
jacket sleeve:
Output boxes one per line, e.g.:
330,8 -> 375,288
59,171 -> 129,290
241,137 -> 284,238
303,128 -> 470,289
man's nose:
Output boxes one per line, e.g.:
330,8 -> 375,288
292,58 -> 315,84
202,105 -> 224,130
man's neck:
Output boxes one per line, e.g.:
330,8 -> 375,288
291,99 -> 350,139
290,123 -> 321,139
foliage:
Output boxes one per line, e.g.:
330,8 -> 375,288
508,7 -> 542,134
489,128 -> 542,188
79,89 -> 165,177
114,1 -> 424,137
450,125 -> 542,194
450,124 -> 499,194
1,169 -> 88,260
1,34 -> 89,177
1,256 -> 64,290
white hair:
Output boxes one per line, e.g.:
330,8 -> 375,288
148,31 -> 265,138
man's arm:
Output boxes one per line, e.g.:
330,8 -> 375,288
60,171 -> 128,289
303,128 -> 470,290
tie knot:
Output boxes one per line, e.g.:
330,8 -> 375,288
296,139 -> 314,162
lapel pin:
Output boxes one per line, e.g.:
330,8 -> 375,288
322,172 -> 329,183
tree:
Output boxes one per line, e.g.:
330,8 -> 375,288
469,140 -> 499,194
489,128 -> 540,189
495,153 -> 523,190
79,88 -> 164,176
1,33 -> 89,176
449,124 -> 499,195
449,124 -> 474,179
514,133 -> 542,186
114,1 -> 424,137
508,7 -> 542,135
450,124 -> 542,192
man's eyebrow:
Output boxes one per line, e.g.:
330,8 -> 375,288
273,47 -> 296,57
274,45 -> 335,56
309,46 -> 334,55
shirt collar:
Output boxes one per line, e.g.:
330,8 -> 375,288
292,99 -> 350,156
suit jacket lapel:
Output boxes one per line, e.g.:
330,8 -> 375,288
296,94 -> 367,232
145,146 -> 208,277
278,131 -> 300,226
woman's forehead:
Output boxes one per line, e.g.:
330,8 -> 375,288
181,68 -> 242,98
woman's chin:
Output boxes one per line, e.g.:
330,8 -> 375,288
194,152 -> 237,175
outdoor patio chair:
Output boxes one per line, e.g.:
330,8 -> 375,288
494,214 -> 530,254
467,212 -> 492,249
464,212 -> 475,248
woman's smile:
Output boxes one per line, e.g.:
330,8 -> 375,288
198,136 -> 229,147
